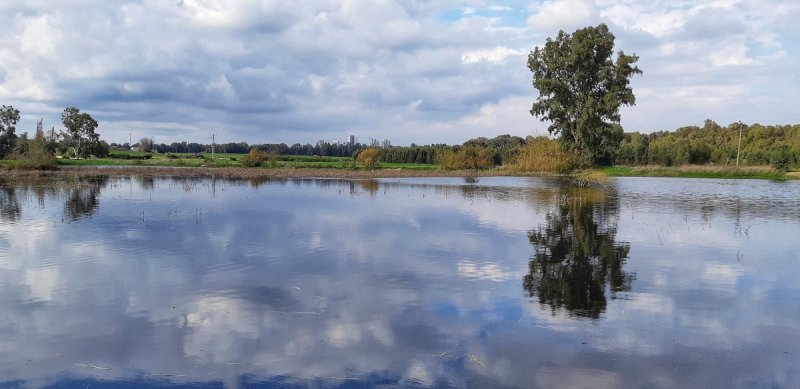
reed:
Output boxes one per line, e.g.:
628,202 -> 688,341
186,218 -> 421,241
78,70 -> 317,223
507,137 -> 577,174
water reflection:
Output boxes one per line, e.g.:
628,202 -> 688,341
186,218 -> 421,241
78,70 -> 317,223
0,176 -> 110,222
523,189 -> 634,319
0,180 -> 21,221
0,176 -> 797,387
64,176 -> 108,221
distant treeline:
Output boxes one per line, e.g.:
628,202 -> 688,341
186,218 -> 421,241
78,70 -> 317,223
110,141 -> 361,157
618,120 -> 800,168
110,120 -> 799,170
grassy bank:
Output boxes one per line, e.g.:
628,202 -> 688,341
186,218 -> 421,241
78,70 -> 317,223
51,151 -> 437,170
603,165 -> 791,180
3,150 -> 797,181
0,166 -> 507,180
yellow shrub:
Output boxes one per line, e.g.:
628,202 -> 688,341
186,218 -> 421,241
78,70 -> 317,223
510,137 -> 577,173
437,146 -> 494,170
356,148 -> 380,168
242,148 -> 267,167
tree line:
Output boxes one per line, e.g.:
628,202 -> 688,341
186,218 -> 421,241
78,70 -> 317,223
3,104 -> 797,172
112,140 -> 362,157
618,120 -> 799,169
1,105 -> 107,168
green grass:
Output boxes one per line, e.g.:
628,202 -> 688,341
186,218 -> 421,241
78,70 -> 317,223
54,152 -> 437,171
109,150 -> 155,158
58,156 -> 209,167
603,165 -> 789,180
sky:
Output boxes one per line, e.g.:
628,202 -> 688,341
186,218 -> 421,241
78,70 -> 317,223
0,0 -> 798,146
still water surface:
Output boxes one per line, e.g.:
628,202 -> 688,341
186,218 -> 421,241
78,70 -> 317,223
0,175 -> 798,388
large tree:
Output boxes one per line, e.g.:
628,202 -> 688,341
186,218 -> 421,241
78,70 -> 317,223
0,105 -> 20,158
61,107 -> 99,158
139,137 -> 155,152
528,23 -> 641,165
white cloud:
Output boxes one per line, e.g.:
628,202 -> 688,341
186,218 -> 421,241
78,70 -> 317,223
527,0 -> 597,33
457,261 -> 513,281
0,0 -> 796,143
709,43 -> 759,67
461,46 -> 524,64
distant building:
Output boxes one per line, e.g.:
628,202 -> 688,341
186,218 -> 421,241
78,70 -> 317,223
317,140 -> 326,147
382,139 -> 391,148
348,134 -> 356,147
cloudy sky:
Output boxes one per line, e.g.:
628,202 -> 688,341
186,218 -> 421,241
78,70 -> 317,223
0,0 -> 797,145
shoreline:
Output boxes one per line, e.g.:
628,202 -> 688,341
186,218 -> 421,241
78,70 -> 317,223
0,165 -> 795,181
0,166 -> 517,180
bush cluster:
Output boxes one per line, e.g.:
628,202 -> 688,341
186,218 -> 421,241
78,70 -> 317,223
355,148 -> 380,169
437,146 -> 494,170
242,148 -> 268,167
507,137 -> 577,174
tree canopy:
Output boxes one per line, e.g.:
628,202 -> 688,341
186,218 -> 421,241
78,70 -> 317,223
61,107 -> 99,158
528,23 -> 641,165
0,105 -> 20,158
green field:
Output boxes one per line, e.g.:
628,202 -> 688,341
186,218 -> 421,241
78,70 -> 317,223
53,151 -> 437,170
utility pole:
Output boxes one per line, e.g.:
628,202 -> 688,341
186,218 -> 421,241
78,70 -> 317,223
210,134 -> 216,160
736,121 -> 744,167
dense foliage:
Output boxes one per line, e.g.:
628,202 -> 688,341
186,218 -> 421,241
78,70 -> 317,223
0,105 -> 20,159
241,148 -> 270,167
508,137 -> 576,173
528,23 -> 641,165
437,146 -> 494,170
61,107 -> 102,158
355,148 -> 380,168
617,120 -> 800,169
131,141 -> 361,157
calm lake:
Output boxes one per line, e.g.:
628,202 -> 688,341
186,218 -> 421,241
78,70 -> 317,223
0,175 -> 798,388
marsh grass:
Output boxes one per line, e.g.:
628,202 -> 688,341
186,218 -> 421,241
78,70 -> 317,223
571,169 -> 610,187
437,147 -> 494,170
3,142 -> 58,171
3,157 -> 58,171
507,138 -> 577,174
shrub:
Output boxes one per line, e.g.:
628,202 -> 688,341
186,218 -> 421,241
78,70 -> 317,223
509,137 -> 578,174
213,159 -> 231,167
436,146 -> 494,170
5,139 -> 57,170
571,169 -> 610,187
770,145 -> 792,172
242,148 -> 268,167
356,148 -> 380,169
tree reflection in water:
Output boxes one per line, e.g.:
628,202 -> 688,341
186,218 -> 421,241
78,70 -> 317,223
0,180 -> 21,221
64,176 -> 108,221
524,189 -> 634,319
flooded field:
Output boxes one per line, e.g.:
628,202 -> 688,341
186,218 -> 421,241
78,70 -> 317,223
0,175 -> 798,388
